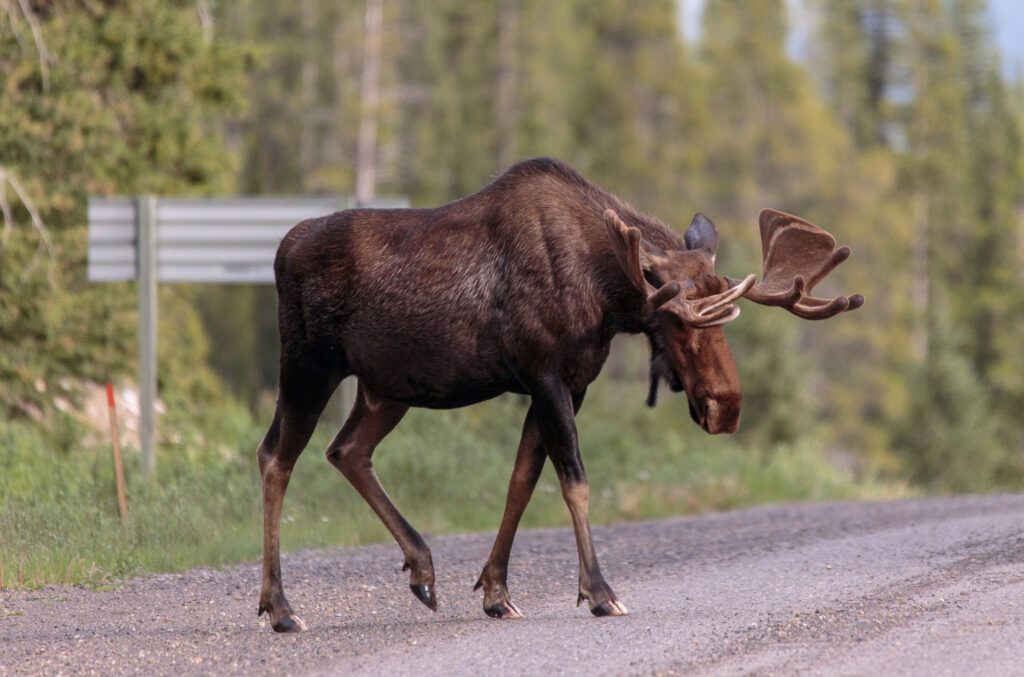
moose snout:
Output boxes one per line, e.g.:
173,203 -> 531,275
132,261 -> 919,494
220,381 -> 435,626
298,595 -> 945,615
690,394 -> 741,435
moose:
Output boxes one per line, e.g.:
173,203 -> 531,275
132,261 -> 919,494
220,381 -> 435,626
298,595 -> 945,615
256,157 -> 863,632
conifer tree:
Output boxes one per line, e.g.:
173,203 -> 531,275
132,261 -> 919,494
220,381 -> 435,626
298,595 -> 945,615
892,0 -> 1023,488
698,0 -> 853,445
0,1 -> 245,419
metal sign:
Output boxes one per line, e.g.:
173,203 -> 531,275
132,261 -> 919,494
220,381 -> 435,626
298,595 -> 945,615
88,194 -> 407,474
88,196 -> 407,283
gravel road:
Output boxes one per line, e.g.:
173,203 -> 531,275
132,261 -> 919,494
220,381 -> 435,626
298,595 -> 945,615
3,493 -> 1024,675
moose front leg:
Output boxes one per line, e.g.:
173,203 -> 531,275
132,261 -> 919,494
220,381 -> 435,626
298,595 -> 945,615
476,391 -> 589,619
475,407 -> 545,619
529,376 -> 628,617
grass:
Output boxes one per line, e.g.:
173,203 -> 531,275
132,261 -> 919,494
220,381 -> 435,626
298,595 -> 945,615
0,373 -> 892,591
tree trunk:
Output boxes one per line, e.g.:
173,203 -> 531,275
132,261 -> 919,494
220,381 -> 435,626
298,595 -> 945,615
356,0 -> 382,205
496,0 -> 519,170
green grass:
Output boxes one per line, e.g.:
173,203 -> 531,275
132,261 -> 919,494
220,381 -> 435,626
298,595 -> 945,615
0,377 -> 891,590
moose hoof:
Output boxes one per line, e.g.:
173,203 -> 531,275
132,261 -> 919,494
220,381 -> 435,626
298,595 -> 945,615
410,584 -> 437,611
590,600 -> 629,617
577,591 -> 629,617
271,613 -> 309,633
484,600 -> 523,620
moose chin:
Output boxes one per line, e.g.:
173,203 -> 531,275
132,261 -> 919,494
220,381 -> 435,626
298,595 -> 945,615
255,157 -> 863,632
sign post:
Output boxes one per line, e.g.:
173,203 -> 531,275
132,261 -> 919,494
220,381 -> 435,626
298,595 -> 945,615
88,195 -> 406,475
136,195 -> 158,474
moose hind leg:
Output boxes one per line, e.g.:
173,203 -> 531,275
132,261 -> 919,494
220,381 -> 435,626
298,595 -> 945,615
474,407 -> 546,619
530,377 -> 628,617
257,405 -> 330,632
325,383 -> 438,610
257,347 -> 341,633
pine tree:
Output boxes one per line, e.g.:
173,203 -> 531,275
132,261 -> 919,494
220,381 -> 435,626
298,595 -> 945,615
698,0 -> 854,445
813,0 -> 896,147
949,0 -> 1024,411
0,1 -> 246,419
892,0 -> 1024,488
808,0 -> 919,468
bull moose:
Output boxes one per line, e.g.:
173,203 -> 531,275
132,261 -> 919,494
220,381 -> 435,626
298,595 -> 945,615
256,157 -> 863,632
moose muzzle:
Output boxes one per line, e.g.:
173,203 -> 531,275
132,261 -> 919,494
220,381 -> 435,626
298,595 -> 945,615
689,393 -> 742,435
660,321 -> 744,435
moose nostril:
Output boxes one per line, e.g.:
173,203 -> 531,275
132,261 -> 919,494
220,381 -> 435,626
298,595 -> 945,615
704,399 -> 719,423
702,397 -> 742,434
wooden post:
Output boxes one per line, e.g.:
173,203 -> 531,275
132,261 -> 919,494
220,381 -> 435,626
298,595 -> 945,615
106,383 -> 129,525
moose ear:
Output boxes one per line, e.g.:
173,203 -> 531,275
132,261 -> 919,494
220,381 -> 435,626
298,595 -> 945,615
684,213 -> 719,263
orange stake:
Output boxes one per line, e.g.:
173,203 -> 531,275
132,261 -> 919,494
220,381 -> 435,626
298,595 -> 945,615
106,383 -> 129,525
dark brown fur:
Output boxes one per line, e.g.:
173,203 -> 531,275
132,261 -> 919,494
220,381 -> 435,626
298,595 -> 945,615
273,159 -> 679,406
255,157 -> 861,631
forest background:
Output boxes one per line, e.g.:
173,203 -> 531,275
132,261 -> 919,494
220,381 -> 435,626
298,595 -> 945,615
1,0 -> 1022,588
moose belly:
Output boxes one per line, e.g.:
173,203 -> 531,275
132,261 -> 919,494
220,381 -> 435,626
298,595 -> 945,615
343,330 -> 526,409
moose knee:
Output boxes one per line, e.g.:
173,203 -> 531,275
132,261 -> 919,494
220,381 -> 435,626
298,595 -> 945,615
326,441 -> 369,477
257,445 -> 272,475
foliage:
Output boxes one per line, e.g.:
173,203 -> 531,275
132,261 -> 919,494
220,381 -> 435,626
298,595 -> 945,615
0,0 -> 246,419
808,0 -> 1024,484
894,309 -> 1016,492
208,0 -> 1024,490
0,373 -> 888,589
1,0 -> 1023,586
0,400 -> 261,588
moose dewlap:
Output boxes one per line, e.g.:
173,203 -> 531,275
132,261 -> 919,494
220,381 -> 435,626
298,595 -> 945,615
255,157 -> 863,632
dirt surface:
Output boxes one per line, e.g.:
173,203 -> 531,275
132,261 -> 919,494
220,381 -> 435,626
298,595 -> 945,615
3,493 -> 1024,675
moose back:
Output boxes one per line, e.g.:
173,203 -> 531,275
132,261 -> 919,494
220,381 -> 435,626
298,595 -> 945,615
256,157 -> 863,632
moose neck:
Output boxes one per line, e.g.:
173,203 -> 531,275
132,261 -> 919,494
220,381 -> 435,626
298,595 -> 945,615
591,200 -> 686,335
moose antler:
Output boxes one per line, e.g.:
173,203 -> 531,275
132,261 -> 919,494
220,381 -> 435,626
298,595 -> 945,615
604,209 -> 754,328
733,209 -> 864,320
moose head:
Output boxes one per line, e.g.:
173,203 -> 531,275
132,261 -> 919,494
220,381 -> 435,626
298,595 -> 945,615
604,207 -> 864,435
